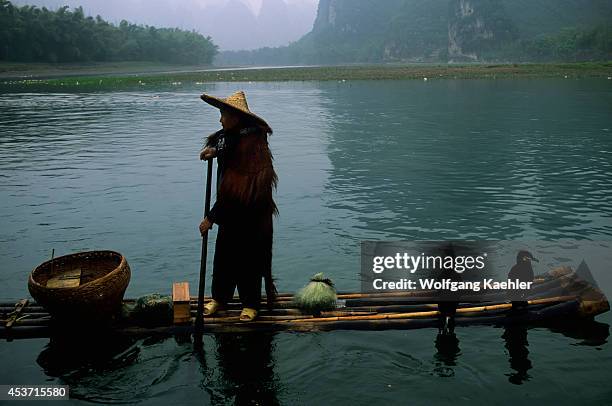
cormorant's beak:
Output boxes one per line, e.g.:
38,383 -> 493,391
531,257 -> 539,262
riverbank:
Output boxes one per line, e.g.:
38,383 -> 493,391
0,61 -> 221,78
1,61 -> 611,92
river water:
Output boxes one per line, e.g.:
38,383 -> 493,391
1,78 -> 611,404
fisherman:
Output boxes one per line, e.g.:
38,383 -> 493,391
199,91 -> 278,322
508,250 -> 538,310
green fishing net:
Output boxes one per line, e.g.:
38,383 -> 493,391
293,273 -> 337,315
122,294 -> 173,326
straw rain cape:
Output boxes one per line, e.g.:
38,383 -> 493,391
204,126 -> 279,307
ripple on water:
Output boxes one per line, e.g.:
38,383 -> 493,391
0,80 -> 611,404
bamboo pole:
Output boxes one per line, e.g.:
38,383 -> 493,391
190,307 -> 303,315
0,269 -> 599,336
119,297 -> 586,335
344,301 -> 556,314
283,296 -> 577,323
4,277 -> 588,316
341,278 -> 578,307
192,310 -> 377,324
0,298 -> 589,338
2,301 -> 555,328
2,285 -> 583,326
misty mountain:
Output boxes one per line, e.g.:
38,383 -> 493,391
309,0 -> 612,62
218,0 -> 612,65
205,0 -> 317,50
10,0 -> 318,51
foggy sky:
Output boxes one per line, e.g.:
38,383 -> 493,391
11,0 -> 319,51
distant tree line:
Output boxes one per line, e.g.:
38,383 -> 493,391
0,0 -> 218,64
518,24 -> 612,62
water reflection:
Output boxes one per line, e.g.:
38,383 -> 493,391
547,319 -> 609,347
34,330 -> 281,404
502,320 -> 609,385
28,318 -> 610,402
212,332 -> 280,406
35,331 -> 206,403
502,325 -> 532,385
318,80 -> 612,241
434,332 -> 461,377
36,331 -> 139,378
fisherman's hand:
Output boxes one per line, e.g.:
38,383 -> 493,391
200,147 -> 217,161
199,217 -> 213,235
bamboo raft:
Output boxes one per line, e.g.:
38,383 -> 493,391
1,267 -> 609,340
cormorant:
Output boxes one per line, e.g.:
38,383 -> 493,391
508,250 -> 538,309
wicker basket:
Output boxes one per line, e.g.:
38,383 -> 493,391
28,250 -> 131,321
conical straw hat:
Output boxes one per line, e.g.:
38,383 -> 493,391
200,90 -> 269,129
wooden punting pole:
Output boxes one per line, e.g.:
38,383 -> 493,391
195,158 -> 214,336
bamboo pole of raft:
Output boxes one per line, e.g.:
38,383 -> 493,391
342,301 -> 556,314
190,308 -> 377,316
269,300 -> 583,332
0,288 -> 572,323
195,158 -> 214,336
2,301 -> 560,329
193,297 -> 572,324
0,283 -> 585,324
1,301 -> 561,328
1,279 -> 591,325
187,272 -> 578,304
0,298 -> 590,337
0,307 -> 570,337
193,310 -> 379,323
0,272 -> 597,332
189,304 -> 561,324
187,299 -> 530,313
182,300 -> 584,332
281,296 -> 578,323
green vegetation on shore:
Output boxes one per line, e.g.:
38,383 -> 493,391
219,0 -> 612,66
1,62 -> 610,92
0,0 -> 217,65
0,61 -> 215,77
